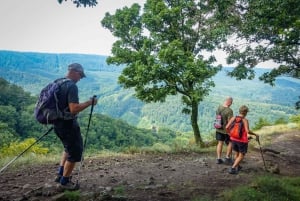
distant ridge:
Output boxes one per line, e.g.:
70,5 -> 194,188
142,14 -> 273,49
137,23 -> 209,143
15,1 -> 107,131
0,50 -> 121,73
0,50 -> 299,135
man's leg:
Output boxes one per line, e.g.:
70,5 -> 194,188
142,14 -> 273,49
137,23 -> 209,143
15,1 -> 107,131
55,151 -> 68,182
60,161 -> 76,185
63,161 -> 76,177
217,141 -> 223,159
60,151 -> 68,166
226,141 -> 232,157
216,141 -> 224,164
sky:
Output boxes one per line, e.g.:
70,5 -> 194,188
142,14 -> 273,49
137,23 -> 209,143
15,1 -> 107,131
0,0 -> 276,68
0,0 -> 145,56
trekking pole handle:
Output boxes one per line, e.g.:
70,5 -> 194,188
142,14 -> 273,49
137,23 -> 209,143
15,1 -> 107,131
91,95 -> 97,104
254,133 -> 260,143
88,95 -> 97,108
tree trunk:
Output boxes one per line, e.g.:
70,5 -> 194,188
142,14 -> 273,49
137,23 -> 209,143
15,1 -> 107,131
191,101 -> 203,146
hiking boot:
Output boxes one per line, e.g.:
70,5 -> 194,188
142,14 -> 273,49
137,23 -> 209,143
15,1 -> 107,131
216,159 -> 224,164
54,174 -> 62,183
54,175 -> 72,183
59,181 -> 80,191
224,157 -> 233,165
228,167 -> 238,174
237,165 -> 242,171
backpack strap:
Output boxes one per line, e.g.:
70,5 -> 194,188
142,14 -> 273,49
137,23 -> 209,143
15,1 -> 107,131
53,78 -> 74,120
217,106 -> 228,127
54,78 -> 72,85
216,106 -> 226,115
235,115 -> 243,120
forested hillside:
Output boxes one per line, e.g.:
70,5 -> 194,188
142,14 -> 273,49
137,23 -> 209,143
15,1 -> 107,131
0,77 -> 177,152
0,50 -> 299,138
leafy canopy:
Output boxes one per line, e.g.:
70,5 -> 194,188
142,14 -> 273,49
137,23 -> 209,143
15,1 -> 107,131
101,0 -> 230,144
57,0 -> 97,7
221,0 -> 300,85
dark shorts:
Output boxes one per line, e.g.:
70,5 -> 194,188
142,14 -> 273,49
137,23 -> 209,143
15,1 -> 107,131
54,120 -> 83,162
232,140 -> 248,154
216,131 -> 230,145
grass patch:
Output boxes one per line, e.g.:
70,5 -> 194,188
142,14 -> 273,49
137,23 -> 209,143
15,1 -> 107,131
222,175 -> 300,201
62,190 -> 81,201
248,124 -> 299,149
0,153 -> 59,172
113,185 -> 125,195
121,142 -> 213,154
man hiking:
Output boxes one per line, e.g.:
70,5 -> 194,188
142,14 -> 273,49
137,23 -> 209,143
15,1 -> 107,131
53,63 -> 97,190
215,97 -> 233,164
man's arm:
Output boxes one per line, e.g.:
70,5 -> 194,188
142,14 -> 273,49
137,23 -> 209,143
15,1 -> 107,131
69,98 -> 97,114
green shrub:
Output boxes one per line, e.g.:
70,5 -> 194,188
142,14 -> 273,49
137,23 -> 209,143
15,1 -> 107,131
0,138 -> 48,158
274,117 -> 288,125
290,114 -> 300,125
252,117 -> 272,130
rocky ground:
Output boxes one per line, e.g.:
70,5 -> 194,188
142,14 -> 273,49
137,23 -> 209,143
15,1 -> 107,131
0,131 -> 300,201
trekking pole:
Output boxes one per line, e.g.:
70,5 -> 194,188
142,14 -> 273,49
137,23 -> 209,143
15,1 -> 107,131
77,95 -> 96,185
257,138 -> 267,170
0,127 -> 53,174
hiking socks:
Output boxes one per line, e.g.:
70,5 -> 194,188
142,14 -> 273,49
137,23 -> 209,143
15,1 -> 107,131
54,166 -> 64,183
58,166 -> 64,176
60,176 -> 70,185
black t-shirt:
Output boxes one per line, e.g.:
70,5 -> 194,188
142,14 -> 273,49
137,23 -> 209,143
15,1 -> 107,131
55,78 -> 79,115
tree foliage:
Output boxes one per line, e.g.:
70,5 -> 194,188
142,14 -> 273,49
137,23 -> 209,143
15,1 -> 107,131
0,77 -> 177,153
220,0 -> 300,85
0,122 -> 17,148
57,0 -> 97,7
0,138 -> 49,158
101,0 -> 230,145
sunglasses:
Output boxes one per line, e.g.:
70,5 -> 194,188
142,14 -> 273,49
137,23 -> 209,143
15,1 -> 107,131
74,70 -> 84,78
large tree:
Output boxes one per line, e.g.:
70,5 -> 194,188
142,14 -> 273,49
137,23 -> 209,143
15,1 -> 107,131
220,0 -> 300,85
101,0 -> 229,145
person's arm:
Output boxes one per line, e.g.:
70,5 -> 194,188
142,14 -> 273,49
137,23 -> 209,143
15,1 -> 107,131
249,130 -> 259,141
244,119 -> 259,140
67,84 -> 98,114
225,116 -> 235,133
69,98 -> 97,114
243,118 -> 250,134
245,120 -> 259,141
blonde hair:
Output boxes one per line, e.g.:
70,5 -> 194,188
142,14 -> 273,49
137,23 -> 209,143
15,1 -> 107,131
239,105 -> 249,116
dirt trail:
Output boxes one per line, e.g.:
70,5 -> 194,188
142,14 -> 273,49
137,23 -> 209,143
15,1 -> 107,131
0,131 -> 300,201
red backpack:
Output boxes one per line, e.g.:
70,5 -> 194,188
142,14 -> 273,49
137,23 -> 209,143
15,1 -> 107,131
228,116 -> 245,139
